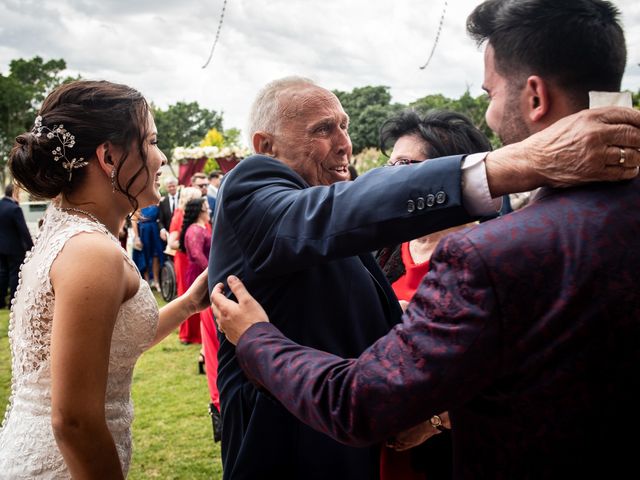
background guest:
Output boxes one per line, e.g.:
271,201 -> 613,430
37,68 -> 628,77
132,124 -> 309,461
207,170 -> 223,222
180,197 -> 222,441
168,186 -> 204,344
132,204 -> 165,291
0,183 -> 33,308
191,172 -> 209,196
158,176 -> 179,244
376,109 -> 491,480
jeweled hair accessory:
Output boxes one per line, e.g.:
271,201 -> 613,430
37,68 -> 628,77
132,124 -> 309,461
32,115 -> 88,181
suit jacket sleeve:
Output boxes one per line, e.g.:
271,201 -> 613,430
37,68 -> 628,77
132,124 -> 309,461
13,205 -> 34,251
157,198 -> 170,231
235,232 -> 504,446
221,154 -> 473,276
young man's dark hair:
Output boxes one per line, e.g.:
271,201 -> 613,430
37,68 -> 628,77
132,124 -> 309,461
467,0 -> 626,108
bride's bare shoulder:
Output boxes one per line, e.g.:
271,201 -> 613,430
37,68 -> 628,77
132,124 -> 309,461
50,232 -> 126,292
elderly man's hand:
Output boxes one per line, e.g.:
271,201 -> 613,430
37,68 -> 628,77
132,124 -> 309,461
487,106 -> 640,196
210,275 -> 269,345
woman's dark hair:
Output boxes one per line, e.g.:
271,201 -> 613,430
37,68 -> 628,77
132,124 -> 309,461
179,197 -> 207,253
9,80 -> 152,211
379,109 -> 491,159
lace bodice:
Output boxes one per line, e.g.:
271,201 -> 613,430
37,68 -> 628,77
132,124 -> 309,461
0,206 -> 159,478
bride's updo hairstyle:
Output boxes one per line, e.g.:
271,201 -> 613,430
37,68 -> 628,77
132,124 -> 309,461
10,80 -> 151,211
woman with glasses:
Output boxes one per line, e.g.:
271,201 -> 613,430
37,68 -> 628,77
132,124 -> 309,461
376,109 -> 492,480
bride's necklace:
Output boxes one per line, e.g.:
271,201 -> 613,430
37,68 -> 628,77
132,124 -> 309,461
59,206 -> 118,242
60,206 -> 103,226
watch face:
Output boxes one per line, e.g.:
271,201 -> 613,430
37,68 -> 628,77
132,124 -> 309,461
430,415 -> 444,431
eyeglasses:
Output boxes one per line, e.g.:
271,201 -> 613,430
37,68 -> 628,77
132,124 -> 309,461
385,159 -> 424,167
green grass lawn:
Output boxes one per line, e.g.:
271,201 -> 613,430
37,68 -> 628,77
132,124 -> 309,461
0,293 -> 222,478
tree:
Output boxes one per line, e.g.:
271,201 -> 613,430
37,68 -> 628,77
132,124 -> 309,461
200,127 -> 245,174
410,90 -> 499,148
333,86 -> 403,154
200,127 -> 225,148
0,57 -> 72,186
153,101 -> 223,158
222,127 -> 242,147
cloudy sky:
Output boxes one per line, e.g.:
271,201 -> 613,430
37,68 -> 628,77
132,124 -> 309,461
1,0 -> 638,143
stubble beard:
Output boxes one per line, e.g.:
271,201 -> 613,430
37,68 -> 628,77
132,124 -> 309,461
497,88 -> 532,146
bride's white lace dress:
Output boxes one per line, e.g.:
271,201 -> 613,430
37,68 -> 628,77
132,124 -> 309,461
0,207 -> 159,478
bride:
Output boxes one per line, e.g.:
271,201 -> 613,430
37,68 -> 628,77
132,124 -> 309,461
0,80 -> 211,479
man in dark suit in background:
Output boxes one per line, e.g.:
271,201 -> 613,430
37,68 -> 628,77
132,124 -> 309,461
158,176 -> 179,244
0,183 -> 33,308
211,1 -> 640,479
207,65 -> 639,479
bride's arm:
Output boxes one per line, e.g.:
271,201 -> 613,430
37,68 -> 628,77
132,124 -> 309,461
150,270 -> 210,347
50,233 -> 131,480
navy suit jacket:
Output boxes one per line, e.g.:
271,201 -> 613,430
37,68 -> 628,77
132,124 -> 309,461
235,178 -> 640,479
158,192 -> 178,232
0,197 -> 33,255
208,154 -> 472,479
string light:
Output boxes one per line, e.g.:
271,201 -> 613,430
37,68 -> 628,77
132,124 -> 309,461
419,0 -> 448,70
202,0 -> 228,69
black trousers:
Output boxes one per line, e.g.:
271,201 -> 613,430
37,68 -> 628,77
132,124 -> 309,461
0,253 -> 25,308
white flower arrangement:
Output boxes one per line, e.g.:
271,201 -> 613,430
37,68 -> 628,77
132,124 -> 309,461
172,145 -> 251,163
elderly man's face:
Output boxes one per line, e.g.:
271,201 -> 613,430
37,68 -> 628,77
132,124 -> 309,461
166,181 -> 178,196
272,86 -> 352,186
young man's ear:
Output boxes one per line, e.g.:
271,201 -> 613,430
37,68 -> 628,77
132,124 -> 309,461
524,75 -> 550,123
253,132 -> 275,156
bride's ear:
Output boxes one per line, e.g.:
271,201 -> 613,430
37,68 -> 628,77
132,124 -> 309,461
95,142 -> 115,176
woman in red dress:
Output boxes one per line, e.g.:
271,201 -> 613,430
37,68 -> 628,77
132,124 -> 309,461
168,186 -> 203,344
376,110 -> 491,480
180,197 -> 222,442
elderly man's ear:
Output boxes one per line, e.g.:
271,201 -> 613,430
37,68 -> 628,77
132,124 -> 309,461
253,132 -> 275,156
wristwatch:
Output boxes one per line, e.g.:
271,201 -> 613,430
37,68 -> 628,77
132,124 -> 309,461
429,415 -> 446,432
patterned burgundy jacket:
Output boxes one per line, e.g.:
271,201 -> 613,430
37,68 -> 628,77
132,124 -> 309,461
236,178 -> 640,479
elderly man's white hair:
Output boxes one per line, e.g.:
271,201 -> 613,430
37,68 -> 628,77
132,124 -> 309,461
164,176 -> 178,186
246,76 -> 317,150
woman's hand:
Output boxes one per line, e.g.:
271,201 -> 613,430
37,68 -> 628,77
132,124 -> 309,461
210,275 -> 269,345
168,231 -> 180,251
184,270 -> 211,313
152,270 -> 212,347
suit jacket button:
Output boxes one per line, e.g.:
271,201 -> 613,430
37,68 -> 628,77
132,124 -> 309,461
426,194 -> 435,207
436,191 -> 447,204
407,200 -> 416,213
416,197 -> 425,210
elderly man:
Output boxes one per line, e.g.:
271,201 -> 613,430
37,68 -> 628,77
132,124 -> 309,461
209,74 -> 639,478
211,1 -> 640,479
158,176 -> 179,242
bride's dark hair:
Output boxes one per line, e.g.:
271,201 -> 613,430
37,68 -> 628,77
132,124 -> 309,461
9,80 -> 152,212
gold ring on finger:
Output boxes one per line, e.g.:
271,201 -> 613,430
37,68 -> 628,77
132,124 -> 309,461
619,147 -> 626,165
